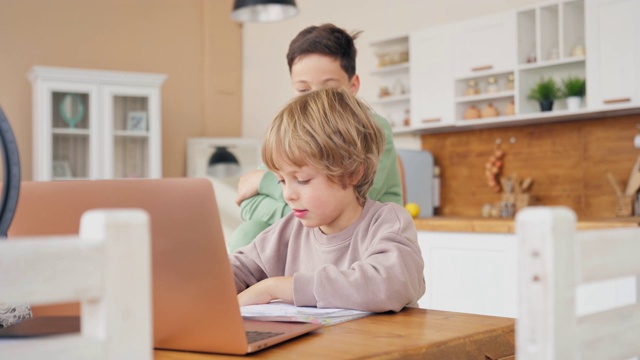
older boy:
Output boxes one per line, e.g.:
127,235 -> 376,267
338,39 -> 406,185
230,88 -> 424,313
230,24 -> 403,252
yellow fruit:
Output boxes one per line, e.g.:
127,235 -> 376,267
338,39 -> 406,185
405,202 -> 420,218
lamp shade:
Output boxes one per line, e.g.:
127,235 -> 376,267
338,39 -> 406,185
208,147 -> 241,178
231,0 -> 298,23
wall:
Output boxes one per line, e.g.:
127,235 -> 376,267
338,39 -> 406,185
423,114 -> 640,218
0,0 -> 241,179
240,0 -> 541,139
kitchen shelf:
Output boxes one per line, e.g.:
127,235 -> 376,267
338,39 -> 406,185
114,130 -> 150,138
370,34 -> 411,135
52,128 -> 91,135
518,56 -> 585,71
373,94 -> 410,105
455,91 -> 515,104
371,62 -> 410,76
454,69 -> 515,82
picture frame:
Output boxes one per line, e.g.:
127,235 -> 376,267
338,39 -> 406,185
52,160 -> 73,179
126,111 -> 148,132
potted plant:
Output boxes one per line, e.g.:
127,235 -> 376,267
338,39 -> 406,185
561,76 -> 586,111
528,77 -> 562,112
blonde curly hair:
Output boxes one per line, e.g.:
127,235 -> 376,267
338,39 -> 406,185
262,87 -> 384,206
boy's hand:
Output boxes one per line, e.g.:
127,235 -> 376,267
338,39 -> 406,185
235,170 -> 266,206
237,276 -> 293,306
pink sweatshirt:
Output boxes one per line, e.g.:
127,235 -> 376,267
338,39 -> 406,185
230,200 -> 425,312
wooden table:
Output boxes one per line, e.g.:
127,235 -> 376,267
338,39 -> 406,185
154,308 -> 514,360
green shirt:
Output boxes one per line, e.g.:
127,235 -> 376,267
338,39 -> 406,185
239,112 -> 403,225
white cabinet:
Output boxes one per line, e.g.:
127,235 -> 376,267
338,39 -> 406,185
417,231 -> 637,318
516,0 -> 587,115
586,0 -> 640,109
370,0 -> 640,134
452,13 -> 516,79
29,66 -> 166,181
369,36 -> 411,133
409,25 -> 455,129
417,231 -> 518,318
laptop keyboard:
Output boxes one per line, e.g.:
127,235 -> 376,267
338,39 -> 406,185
246,330 -> 284,344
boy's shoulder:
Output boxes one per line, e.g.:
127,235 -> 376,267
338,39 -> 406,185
369,112 -> 392,133
366,200 -> 412,222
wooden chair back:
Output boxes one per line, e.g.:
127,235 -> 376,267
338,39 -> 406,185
0,209 -> 152,360
516,206 -> 640,360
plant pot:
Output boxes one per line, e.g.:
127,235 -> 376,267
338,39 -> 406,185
566,96 -> 582,111
539,100 -> 554,112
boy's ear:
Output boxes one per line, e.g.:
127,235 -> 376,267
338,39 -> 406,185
350,164 -> 364,185
349,74 -> 361,95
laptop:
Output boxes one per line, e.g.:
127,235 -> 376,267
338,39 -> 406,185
4,178 -> 321,354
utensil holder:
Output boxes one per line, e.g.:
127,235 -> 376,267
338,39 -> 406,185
515,194 -> 530,212
615,195 -> 633,217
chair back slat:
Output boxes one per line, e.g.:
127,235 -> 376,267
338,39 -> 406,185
579,229 -> 640,283
0,237 -> 102,305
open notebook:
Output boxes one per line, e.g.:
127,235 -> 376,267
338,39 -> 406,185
4,178 -> 321,354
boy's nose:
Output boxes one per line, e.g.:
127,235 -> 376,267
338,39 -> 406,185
283,184 -> 298,201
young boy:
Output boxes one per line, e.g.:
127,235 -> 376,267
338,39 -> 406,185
229,24 -> 403,252
230,88 -> 424,312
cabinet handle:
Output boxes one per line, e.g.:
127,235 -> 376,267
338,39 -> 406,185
603,98 -> 631,104
421,117 -> 441,123
471,65 -> 493,72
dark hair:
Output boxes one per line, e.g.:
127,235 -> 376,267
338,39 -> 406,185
286,24 -> 362,79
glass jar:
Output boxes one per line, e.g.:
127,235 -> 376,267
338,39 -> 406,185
486,76 -> 499,93
505,73 -> 514,90
465,80 -> 480,96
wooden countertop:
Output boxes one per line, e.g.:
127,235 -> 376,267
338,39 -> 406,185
414,216 -> 640,233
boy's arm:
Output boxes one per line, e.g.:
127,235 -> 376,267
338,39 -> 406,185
367,113 -> 403,205
291,205 -> 425,312
229,220 -> 292,294
237,276 -> 293,306
238,168 -> 291,224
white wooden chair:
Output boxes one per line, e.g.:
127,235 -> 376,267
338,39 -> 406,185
0,209 -> 152,360
516,206 -> 640,360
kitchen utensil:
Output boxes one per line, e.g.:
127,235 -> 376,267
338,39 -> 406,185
616,195 -> 633,217
624,154 -> 640,195
607,172 -> 623,196
521,177 -> 533,192
512,173 -> 521,194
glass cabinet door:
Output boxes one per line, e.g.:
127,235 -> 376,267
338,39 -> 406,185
51,91 -> 91,180
111,95 -> 150,178
30,66 -> 165,181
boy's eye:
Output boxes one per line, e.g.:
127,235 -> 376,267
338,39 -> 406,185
297,179 -> 310,185
277,179 -> 285,185
296,88 -> 310,94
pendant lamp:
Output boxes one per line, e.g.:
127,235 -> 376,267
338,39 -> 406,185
231,0 -> 299,23
207,146 -> 241,178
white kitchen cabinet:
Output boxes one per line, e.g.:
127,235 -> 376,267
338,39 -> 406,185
417,231 -> 637,318
29,66 -> 166,180
516,0 -> 587,115
409,25 -> 455,129
369,35 -> 411,132
417,231 -> 518,317
586,0 -> 640,109
452,13 -> 516,79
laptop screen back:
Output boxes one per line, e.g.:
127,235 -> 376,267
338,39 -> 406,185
8,178 -> 250,354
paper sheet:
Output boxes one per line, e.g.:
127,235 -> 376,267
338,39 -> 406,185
240,302 -> 372,326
